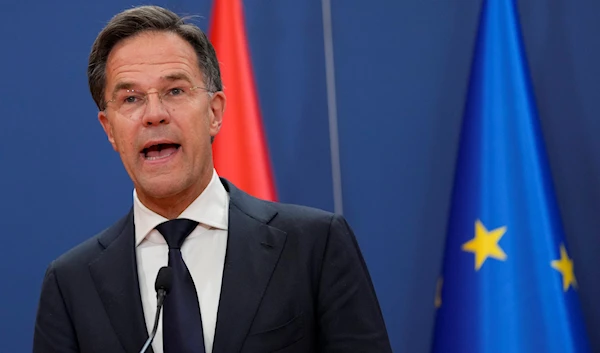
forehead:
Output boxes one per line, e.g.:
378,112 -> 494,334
105,31 -> 202,88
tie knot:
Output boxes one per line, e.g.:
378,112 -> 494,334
156,219 -> 199,249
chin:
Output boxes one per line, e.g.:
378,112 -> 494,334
136,176 -> 190,200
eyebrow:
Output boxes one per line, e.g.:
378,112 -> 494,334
161,72 -> 193,84
109,81 -> 137,101
109,73 -> 195,99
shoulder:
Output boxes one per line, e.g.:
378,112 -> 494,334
267,199 -> 338,225
48,211 -> 131,273
224,178 -> 351,236
266,201 -> 357,249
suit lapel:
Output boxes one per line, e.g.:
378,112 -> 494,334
89,210 -> 151,353
212,182 -> 287,353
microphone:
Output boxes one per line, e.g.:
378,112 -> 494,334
139,266 -> 173,353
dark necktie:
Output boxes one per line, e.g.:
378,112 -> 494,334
156,219 -> 206,353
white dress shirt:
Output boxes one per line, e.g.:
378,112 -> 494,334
134,169 -> 229,353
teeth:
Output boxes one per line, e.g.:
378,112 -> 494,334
144,147 -> 177,160
146,155 -> 164,161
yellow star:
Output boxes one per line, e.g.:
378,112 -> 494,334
462,219 -> 507,270
551,244 -> 577,292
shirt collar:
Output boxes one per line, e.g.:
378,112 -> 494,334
133,169 -> 229,246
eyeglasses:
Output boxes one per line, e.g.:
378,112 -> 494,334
105,85 -> 214,119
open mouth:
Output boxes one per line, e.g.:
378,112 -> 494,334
141,143 -> 181,160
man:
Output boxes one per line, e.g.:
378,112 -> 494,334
33,5 -> 391,353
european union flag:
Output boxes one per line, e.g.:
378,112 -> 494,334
431,0 -> 592,352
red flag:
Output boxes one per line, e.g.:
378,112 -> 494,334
209,0 -> 277,201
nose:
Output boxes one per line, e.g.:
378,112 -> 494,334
140,92 -> 171,126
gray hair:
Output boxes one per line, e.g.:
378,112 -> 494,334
87,5 -> 222,110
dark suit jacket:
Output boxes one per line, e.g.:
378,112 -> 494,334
33,179 -> 392,353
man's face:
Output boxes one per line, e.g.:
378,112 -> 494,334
98,31 -> 225,207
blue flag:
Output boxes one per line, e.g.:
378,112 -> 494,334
431,0 -> 591,352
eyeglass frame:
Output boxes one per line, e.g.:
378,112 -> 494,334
103,85 -> 216,117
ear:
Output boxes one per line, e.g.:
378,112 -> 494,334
98,111 -> 118,152
209,91 -> 226,138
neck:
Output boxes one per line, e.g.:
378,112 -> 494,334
137,173 -> 213,220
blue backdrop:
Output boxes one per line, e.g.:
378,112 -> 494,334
2,1 -> 600,352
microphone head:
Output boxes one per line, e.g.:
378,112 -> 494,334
155,266 -> 173,294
